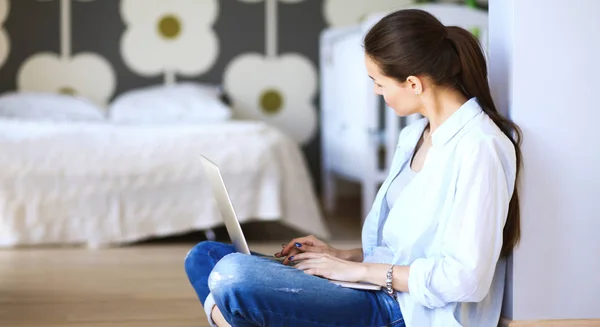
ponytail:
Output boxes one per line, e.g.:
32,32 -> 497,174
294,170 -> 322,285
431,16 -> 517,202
446,26 -> 523,258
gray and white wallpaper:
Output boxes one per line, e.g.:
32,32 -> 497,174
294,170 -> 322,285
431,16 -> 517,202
0,0 -> 481,188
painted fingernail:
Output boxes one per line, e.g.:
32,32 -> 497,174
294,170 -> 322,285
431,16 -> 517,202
289,256 -> 294,261
295,242 -> 302,247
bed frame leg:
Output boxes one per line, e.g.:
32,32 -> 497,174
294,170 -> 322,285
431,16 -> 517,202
204,229 -> 216,241
362,182 -> 377,224
322,169 -> 337,213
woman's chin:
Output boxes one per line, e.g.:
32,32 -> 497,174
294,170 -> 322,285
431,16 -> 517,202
388,106 -> 419,117
390,108 -> 411,117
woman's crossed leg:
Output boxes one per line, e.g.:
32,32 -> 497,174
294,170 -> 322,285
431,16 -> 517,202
184,241 -> 404,327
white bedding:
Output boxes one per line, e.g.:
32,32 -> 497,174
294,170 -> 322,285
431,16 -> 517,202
0,119 -> 330,247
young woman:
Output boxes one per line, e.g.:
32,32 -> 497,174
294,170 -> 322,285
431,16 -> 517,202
184,8 -> 522,327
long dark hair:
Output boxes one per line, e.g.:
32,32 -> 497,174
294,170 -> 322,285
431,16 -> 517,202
364,9 -> 522,258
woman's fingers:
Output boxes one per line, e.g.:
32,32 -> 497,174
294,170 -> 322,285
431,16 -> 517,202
274,244 -> 287,257
280,236 -> 317,256
281,242 -> 330,258
303,268 -> 322,277
293,259 -> 316,271
280,245 -> 326,265
294,258 -> 325,277
281,248 -> 302,265
280,239 -> 300,256
292,244 -> 326,254
289,252 -> 325,262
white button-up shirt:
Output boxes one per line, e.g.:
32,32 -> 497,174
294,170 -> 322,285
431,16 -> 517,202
362,98 -> 517,327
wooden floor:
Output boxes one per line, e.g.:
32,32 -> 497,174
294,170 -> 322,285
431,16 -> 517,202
0,244 -> 208,327
0,242 -> 363,327
0,198 -> 363,327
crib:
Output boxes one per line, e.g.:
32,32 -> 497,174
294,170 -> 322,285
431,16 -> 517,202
319,3 -> 489,221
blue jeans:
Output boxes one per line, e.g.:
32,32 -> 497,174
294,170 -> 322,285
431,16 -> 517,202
184,241 -> 404,327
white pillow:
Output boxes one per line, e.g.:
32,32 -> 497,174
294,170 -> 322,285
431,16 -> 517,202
109,82 -> 232,124
0,91 -> 106,122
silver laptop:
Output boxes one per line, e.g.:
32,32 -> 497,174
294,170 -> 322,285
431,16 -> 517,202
199,154 -> 381,291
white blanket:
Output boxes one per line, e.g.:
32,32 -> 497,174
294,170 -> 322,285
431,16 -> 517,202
0,119 -> 330,247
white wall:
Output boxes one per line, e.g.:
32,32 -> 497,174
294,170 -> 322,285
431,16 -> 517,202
488,0 -> 515,319
489,0 -> 600,321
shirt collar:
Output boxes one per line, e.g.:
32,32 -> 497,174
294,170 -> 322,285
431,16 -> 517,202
429,97 -> 483,147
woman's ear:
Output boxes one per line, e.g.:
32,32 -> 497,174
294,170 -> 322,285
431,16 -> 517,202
406,75 -> 423,95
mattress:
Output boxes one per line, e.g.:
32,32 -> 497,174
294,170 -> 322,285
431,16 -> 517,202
0,119 -> 330,247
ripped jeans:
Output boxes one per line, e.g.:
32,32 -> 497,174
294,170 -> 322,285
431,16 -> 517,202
184,241 -> 404,327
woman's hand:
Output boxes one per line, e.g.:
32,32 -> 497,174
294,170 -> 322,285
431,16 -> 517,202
290,252 -> 366,282
276,235 -> 341,265
291,253 -> 411,293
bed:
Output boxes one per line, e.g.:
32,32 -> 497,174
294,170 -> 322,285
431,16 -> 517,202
0,87 -> 330,248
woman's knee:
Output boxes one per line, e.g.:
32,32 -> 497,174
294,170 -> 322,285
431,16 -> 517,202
208,253 -> 259,317
184,240 -> 213,262
185,240 -> 219,259
184,241 -> 222,274
208,253 -> 253,292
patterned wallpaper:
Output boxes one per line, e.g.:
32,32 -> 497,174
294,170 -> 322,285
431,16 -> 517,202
0,0 -> 478,187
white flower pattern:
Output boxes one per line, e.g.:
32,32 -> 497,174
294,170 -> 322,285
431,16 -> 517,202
239,0 -> 305,3
17,53 -> 116,107
120,0 -> 218,79
16,0 -> 116,106
0,0 -> 9,69
324,0 -> 413,27
223,54 -> 318,145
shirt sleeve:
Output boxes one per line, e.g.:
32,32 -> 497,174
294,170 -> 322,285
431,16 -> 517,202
407,137 -> 515,308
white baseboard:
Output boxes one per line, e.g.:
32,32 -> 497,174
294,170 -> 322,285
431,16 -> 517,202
500,317 -> 600,327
